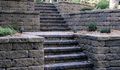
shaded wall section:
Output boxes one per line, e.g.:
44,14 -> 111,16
63,10 -> 120,31
0,34 -> 44,70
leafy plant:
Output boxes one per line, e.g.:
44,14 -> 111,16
88,22 -> 97,31
100,28 -> 111,33
0,26 -> 17,37
96,0 -> 109,9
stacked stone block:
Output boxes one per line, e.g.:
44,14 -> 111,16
0,35 -> 44,70
78,34 -> 120,70
55,2 -> 93,14
64,10 -> 120,31
0,0 -> 34,12
0,0 -> 40,32
0,12 -> 40,32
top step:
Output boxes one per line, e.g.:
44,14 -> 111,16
35,3 -> 55,7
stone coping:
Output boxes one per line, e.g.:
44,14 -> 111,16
0,11 -> 39,15
75,30 -> 120,41
63,9 -> 120,15
0,33 -> 44,43
24,31 -> 74,36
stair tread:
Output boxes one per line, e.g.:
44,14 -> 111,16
41,34 -> 74,37
45,53 -> 86,58
44,46 -> 81,50
45,61 -> 93,68
45,40 -> 78,43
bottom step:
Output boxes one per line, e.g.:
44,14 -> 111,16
45,61 -> 93,70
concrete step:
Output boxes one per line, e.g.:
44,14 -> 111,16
45,61 -> 93,70
40,34 -> 74,40
40,14 -> 61,17
44,40 -> 78,45
40,20 -> 66,23
40,17 -> 64,20
35,7 -> 57,10
45,53 -> 87,64
40,26 -> 69,30
35,8 -> 58,11
44,46 -> 83,55
40,23 -> 68,26
35,3 -> 54,7
40,28 -> 70,31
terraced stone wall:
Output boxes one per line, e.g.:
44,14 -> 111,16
78,34 -> 120,70
0,12 -> 40,32
63,10 -> 120,31
0,0 -> 40,32
0,35 -> 44,70
55,2 -> 93,14
0,0 -> 35,12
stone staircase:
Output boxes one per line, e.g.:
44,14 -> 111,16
35,3 -> 70,31
35,3 -> 93,70
39,33 -> 93,70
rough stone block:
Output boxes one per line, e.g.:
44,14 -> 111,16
110,60 -> 120,67
7,67 -> 28,70
0,44 -> 12,51
93,61 -> 109,68
28,66 -> 44,70
28,50 -> 44,58
13,58 -> 43,67
0,60 -> 12,68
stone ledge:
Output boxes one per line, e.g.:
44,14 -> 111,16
75,30 -> 120,41
0,34 -> 44,43
0,11 -> 39,15
67,9 -> 120,15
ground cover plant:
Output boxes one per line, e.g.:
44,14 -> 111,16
0,26 -> 17,37
88,22 -> 97,31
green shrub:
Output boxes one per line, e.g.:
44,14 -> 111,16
96,0 -> 109,9
100,28 -> 111,33
88,23 -> 97,31
80,8 -> 93,11
0,27 -> 17,37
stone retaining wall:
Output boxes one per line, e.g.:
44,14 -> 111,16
0,0 -> 35,12
77,34 -> 120,70
0,34 -> 44,70
63,10 -> 120,31
0,12 -> 40,32
55,2 -> 93,14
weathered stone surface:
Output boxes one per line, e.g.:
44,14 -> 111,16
13,58 -> 43,67
64,9 -> 120,31
29,50 -> 44,58
0,34 -> 44,70
0,60 -> 12,68
28,66 -> 44,70
78,34 -> 120,70
7,67 -> 28,70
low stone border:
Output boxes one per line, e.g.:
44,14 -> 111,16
76,32 -> 120,70
0,34 -> 44,70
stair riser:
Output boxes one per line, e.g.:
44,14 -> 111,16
40,21 -> 66,23
40,18 -> 64,20
45,49 -> 83,55
45,58 -> 88,64
40,24 -> 68,26
40,27 -> 70,30
45,64 -> 93,70
45,68 -> 93,70
40,16 -> 62,18
44,44 -> 78,47
35,7 -> 57,10
35,9 -> 58,11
